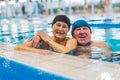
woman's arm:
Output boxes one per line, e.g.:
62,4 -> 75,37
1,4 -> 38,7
47,38 -> 77,54
14,39 -> 52,55
32,31 -> 77,54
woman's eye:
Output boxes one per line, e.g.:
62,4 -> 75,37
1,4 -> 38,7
56,24 -> 61,27
63,25 -> 67,28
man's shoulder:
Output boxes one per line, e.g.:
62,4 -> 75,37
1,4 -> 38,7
93,41 -> 106,44
92,41 -> 107,48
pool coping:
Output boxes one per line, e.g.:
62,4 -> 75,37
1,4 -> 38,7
0,42 -> 120,80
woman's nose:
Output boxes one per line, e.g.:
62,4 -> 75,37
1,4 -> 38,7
58,26 -> 63,30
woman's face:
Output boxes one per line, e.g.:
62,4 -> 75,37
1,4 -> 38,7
52,21 -> 69,39
73,26 -> 91,45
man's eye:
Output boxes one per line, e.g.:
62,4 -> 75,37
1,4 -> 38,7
76,29 -> 81,31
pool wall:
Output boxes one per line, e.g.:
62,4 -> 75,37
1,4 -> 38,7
0,57 -> 70,80
0,42 -> 120,80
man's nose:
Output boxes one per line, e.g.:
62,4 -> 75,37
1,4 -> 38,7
79,30 -> 84,33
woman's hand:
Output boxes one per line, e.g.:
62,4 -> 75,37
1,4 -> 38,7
37,31 -> 52,42
32,35 -> 41,48
32,31 -> 52,47
39,49 -> 53,55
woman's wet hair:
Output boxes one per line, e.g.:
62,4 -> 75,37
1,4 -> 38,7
52,15 -> 71,30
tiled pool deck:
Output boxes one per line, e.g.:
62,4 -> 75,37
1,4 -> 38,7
0,42 -> 120,80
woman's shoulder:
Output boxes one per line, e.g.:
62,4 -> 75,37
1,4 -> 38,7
66,37 -> 77,42
66,37 -> 76,40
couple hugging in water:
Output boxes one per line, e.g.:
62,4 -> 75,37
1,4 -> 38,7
14,15 -> 112,60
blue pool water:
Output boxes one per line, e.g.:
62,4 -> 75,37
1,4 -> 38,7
0,57 -> 70,80
90,24 -> 120,53
91,25 -> 120,64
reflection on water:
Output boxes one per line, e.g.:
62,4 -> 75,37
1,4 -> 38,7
91,46 -> 104,59
91,27 -> 120,64
92,27 -> 120,52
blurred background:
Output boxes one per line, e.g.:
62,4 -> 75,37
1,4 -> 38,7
0,0 -> 120,18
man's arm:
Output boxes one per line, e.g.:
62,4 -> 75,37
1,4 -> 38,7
93,41 -> 112,57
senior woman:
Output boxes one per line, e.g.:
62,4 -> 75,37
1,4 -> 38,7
14,15 -> 77,54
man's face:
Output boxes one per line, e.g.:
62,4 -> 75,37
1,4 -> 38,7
73,26 -> 91,45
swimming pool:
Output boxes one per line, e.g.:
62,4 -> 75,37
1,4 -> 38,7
0,16 -> 120,80
0,57 -> 70,80
0,17 -> 120,64
91,24 -> 120,64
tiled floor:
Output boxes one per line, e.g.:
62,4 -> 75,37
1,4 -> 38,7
0,42 -> 120,80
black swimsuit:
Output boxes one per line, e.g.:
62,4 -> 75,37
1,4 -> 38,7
78,42 -> 91,46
